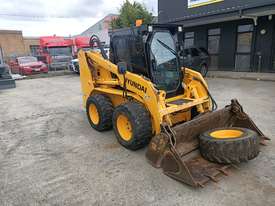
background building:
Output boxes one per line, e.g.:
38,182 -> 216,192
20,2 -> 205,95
158,0 -> 275,72
0,30 -> 26,63
80,14 -> 118,46
23,37 -> 40,57
0,30 -> 40,63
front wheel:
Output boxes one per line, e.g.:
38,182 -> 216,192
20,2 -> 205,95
112,102 -> 152,150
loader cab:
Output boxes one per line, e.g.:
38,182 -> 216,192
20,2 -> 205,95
109,24 -> 184,97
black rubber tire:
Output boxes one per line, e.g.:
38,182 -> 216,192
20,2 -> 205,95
112,102 -> 152,150
199,127 -> 260,164
200,64 -> 208,77
86,94 -> 113,131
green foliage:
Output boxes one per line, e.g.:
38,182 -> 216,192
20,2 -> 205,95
111,0 -> 153,29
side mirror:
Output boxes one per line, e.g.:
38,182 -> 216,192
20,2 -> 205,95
117,62 -> 127,74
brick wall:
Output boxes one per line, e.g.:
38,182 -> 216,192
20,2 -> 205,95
0,30 -> 27,62
23,37 -> 40,55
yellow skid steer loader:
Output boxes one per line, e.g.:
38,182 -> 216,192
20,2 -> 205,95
78,24 -> 269,187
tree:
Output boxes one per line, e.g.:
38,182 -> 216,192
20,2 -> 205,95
111,0 -> 154,29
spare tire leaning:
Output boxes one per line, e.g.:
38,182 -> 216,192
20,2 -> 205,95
199,127 -> 260,164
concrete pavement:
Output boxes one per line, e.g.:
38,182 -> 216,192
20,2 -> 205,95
207,71 -> 275,81
0,76 -> 274,206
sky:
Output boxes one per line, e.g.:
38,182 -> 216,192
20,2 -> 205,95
0,0 -> 157,37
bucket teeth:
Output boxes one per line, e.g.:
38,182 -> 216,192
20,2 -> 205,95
217,168 -> 229,176
197,182 -> 205,188
204,174 -> 218,183
260,140 -> 268,146
263,136 -> 271,140
231,164 -> 240,170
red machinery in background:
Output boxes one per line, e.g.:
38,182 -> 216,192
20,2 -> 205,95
73,36 -> 90,58
70,36 -> 91,74
39,36 -> 73,70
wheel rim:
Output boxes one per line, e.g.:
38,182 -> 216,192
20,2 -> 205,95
89,103 -> 99,125
210,129 -> 243,139
116,114 -> 132,141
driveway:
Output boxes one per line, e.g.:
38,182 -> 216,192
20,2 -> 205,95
0,75 -> 274,206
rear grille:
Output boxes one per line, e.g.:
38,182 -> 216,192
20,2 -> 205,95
52,57 -> 72,63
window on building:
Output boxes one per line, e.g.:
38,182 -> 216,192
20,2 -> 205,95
238,25 -> 254,33
184,32 -> 194,48
235,24 -> 254,71
237,33 -> 253,53
30,45 -> 40,56
208,28 -> 221,70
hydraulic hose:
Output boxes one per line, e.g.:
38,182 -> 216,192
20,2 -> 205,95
194,77 -> 218,111
89,35 -> 108,60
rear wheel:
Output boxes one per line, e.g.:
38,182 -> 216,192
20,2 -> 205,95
199,127 -> 260,164
113,102 -> 152,150
86,94 -> 113,131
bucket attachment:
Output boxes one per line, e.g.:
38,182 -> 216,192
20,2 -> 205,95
146,99 -> 269,187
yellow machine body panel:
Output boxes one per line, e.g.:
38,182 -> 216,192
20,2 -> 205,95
78,45 -> 268,188
78,49 -> 211,135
